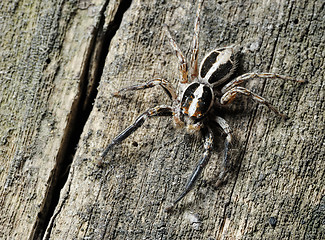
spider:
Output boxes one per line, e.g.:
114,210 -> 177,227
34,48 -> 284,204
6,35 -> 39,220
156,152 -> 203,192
101,0 -> 305,208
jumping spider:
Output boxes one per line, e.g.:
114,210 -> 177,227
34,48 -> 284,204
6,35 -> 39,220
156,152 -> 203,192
101,0 -> 305,208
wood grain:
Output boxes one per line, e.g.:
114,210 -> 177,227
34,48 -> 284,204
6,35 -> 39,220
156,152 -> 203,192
0,0 -> 323,239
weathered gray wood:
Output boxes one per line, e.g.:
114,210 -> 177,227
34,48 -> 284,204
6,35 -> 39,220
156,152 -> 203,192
1,0 -> 323,239
47,0 -> 324,239
0,0 -> 115,239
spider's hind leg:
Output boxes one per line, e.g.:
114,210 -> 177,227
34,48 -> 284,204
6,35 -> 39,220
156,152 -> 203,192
101,105 -> 173,159
190,0 -> 204,79
221,72 -> 306,93
164,25 -> 189,84
220,86 -> 288,119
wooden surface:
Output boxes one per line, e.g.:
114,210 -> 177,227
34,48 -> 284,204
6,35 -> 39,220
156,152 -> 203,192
0,0 -> 324,239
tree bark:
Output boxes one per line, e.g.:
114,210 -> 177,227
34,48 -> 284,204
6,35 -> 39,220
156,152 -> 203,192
0,0 -> 323,239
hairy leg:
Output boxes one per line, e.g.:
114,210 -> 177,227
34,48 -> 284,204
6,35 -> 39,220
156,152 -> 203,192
213,116 -> 232,182
221,72 -> 306,93
101,105 -> 173,159
164,25 -> 189,84
114,78 -> 177,100
221,86 -> 287,119
190,0 -> 204,79
171,126 -> 213,206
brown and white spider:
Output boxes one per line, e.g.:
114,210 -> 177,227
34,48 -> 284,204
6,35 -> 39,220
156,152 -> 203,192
101,0 -> 305,208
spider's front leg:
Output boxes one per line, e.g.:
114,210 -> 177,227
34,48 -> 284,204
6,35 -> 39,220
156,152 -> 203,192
114,78 -> 177,100
213,116 -> 232,182
220,86 -> 288,119
171,126 -> 213,207
113,78 -> 184,128
101,105 -> 173,159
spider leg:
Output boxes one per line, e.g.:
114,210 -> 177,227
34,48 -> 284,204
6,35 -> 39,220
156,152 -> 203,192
213,116 -> 232,180
172,126 -> 213,206
114,78 -> 177,100
221,86 -> 287,119
164,25 -> 188,84
101,105 -> 173,159
221,72 -> 306,93
190,0 -> 204,79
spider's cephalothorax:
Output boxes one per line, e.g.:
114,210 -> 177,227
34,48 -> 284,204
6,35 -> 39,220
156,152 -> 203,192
101,0 -> 305,208
181,82 -> 214,119
179,46 -> 236,124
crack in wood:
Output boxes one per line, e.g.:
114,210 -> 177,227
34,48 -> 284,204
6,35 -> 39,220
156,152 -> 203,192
29,1 -> 132,239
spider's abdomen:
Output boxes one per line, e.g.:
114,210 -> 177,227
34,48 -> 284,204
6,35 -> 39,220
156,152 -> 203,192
181,83 -> 214,119
199,47 -> 236,86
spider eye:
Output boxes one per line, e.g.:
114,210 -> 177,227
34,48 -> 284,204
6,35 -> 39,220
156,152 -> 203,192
199,48 -> 236,86
181,83 -> 213,119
